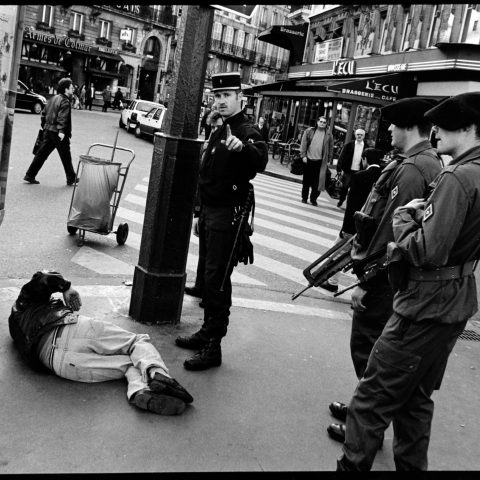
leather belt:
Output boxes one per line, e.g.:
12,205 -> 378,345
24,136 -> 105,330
408,261 -> 475,281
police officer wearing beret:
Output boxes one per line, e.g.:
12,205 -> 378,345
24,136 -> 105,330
175,72 -> 268,371
327,97 -> 443,444
337,91 -> 480,471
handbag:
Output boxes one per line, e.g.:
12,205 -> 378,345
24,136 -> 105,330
326,170 -> 343,200
32,129 -> 44,155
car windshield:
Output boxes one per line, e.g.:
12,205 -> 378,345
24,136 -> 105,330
137,102 -> 157,112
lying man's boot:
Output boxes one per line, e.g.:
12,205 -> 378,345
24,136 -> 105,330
184,339 -> 222,371
175,331 -> 209,350
149,372 -> 194,404
329,401 -> 347,421
130,388 -> 186,415
327,423 -> 345,443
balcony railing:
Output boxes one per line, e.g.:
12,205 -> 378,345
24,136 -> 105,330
96,37 -> 112,47
121,42 -> 136,53
68,29 -> 85,40
36,21 -> 55,33
210,39 -> 256,63
138,6 -> 177,28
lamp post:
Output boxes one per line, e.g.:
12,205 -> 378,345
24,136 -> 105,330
129,5 -> 214,324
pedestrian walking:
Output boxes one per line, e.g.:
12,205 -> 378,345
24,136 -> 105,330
185,110 -> 224,307
175,71 -> 268,371
85,83 -> 95,111
102,85 -> 112,112
9,270 -> 193,416
338,91 -> 480,472
255,116 -> 269,143
300,116 -> 334,206
79,84 -> 86,109
24,77 -> 78,186
325,98 -> 443,445
199,105 -> 212,138
336,129 -> 367,208
112,87 -> 124,110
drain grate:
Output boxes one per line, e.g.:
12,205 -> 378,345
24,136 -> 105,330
459,329 -> 480,342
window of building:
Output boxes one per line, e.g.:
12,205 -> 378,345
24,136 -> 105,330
124,26 -> 136,45
427,5 -> 442,46
236,30 -> 245,48
461,4 -> 480,43
212,22 -> 222,40
100,20 -> 111,40
71,12 -> 83,33
41,5 -> 54,26
401,11 -> 411,50
224,25 -> 234,45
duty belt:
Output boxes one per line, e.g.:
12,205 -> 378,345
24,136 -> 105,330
408,261 -> 476,281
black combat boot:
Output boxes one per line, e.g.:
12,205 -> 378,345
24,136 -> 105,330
183,339 -> 222,371
175,330 -> 209,350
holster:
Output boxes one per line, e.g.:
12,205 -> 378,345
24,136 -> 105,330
353,211 -> 377,250
386,241 -> 408,292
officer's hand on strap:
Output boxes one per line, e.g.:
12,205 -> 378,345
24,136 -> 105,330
221,124 -> 243,152
63,287 -> 82,311
403,198 -> 426,211
302,156 -> 307,164
192,217 -> 199,237
351,285 -> 367,312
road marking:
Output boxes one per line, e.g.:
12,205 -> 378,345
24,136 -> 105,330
72,246 -> 134,275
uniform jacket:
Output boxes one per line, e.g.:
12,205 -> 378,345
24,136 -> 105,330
198,111 -> 268,208
337,140 -> 365,173
341,165 -> 382,235
9,271 -> 77,372
41,94 -> 72,137
392,145 -> 480,323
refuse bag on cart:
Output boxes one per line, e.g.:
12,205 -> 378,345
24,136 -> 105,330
67,156 -> 120,233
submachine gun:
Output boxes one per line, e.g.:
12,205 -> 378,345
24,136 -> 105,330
291,236 -> 387,301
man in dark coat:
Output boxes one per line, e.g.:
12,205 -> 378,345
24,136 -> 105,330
24,77 -> 77,186
85,83 -> 95,111
175,71 -> 268,371
337,91 -> 480,472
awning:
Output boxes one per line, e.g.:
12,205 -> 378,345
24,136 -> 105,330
257,23 -> 308,65
85,68 -> 119,78
20,59 -> 67,73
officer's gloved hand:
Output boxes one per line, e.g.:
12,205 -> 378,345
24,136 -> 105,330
234,223 -> 254,266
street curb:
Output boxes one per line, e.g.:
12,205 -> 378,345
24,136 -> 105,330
261,170 -> 302,183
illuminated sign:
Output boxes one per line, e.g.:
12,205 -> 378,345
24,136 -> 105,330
332,60 -> 355,76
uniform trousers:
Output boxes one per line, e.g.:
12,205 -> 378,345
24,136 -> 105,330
26,131 -> 76,183
197,205 -> 235,340
338,312 -> 467,471
338,171 -> 358,204
48,315 -> 170,400
302,158 -> 321,202
350,272 -> 393,379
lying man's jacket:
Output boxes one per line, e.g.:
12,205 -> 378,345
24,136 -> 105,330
9,270 -> 77,372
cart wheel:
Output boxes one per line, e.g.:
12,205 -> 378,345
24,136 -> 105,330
116,223 -> 129,245
67,226 -> 78,235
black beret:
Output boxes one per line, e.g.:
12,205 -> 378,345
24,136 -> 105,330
424,92 -> 480,130
381,97 -> 438,127
211,72 -> 241,92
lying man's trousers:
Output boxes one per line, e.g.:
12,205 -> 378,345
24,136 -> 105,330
45,315 -> 170,400
339,312 -> 467,471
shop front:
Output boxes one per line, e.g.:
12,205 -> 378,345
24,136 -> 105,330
20,27 -> 124,96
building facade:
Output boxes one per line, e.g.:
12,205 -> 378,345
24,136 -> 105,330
20,4 -> 177,102
253,4 -> 480,157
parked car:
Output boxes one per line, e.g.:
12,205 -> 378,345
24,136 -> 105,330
16,80 -> 47,114
134,106 -> 167,140
119,99 -> 164,132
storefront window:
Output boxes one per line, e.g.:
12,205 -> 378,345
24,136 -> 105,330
332,101 -> 351,161
354,104 -> 381,147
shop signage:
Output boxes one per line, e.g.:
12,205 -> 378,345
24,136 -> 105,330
120,29 -> 132,41
327,73 -> 403,102
114,5 -> 141,15
332,60 -> 356,76
314,38 -> 343,63
24,28 -> 93,53
387,63 -> 408,72
97,46 -> 119,55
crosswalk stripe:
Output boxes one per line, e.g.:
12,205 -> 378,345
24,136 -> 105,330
135,184 -> 148,193
72,246 -> 134,275
116,206 -> 144,224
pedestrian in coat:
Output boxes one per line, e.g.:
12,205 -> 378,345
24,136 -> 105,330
336,128 -> 366,207
300,116 -> 334,205
9,270 -> 193,416
338,91 -> 480,471
175,71 -> 268,371
112,88 -> 124,110
255,116 -> 269,143
79,84 -> 86,109
85,84 -> 95,111
102,85 -> 112,112
326,98 -> 443,445
24,77 -> 78,186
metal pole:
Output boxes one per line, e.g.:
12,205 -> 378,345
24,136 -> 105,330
129,5 -> 214,324
0,5 -> 25,227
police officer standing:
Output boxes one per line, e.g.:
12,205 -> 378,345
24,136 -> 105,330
337,91 -> 480,471
175,72 -> 268,371
327,98 -> 443,443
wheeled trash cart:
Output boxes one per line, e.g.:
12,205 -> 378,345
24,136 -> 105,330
67,137 -> 135,246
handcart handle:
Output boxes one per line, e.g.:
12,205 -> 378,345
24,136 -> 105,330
86,143 -> 135,168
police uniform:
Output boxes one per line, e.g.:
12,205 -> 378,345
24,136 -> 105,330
176,72 -> 268,370
339,92 -> 480,471
350,98 -> 442,380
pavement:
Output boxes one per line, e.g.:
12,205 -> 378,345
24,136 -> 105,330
1,149 -> 480,473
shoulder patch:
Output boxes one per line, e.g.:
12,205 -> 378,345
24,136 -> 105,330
423,204 -> 434,222
391,185 -> 398,199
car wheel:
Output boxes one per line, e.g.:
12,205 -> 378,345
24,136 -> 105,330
134,124 -> 143,138
32,102 -> 43,114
